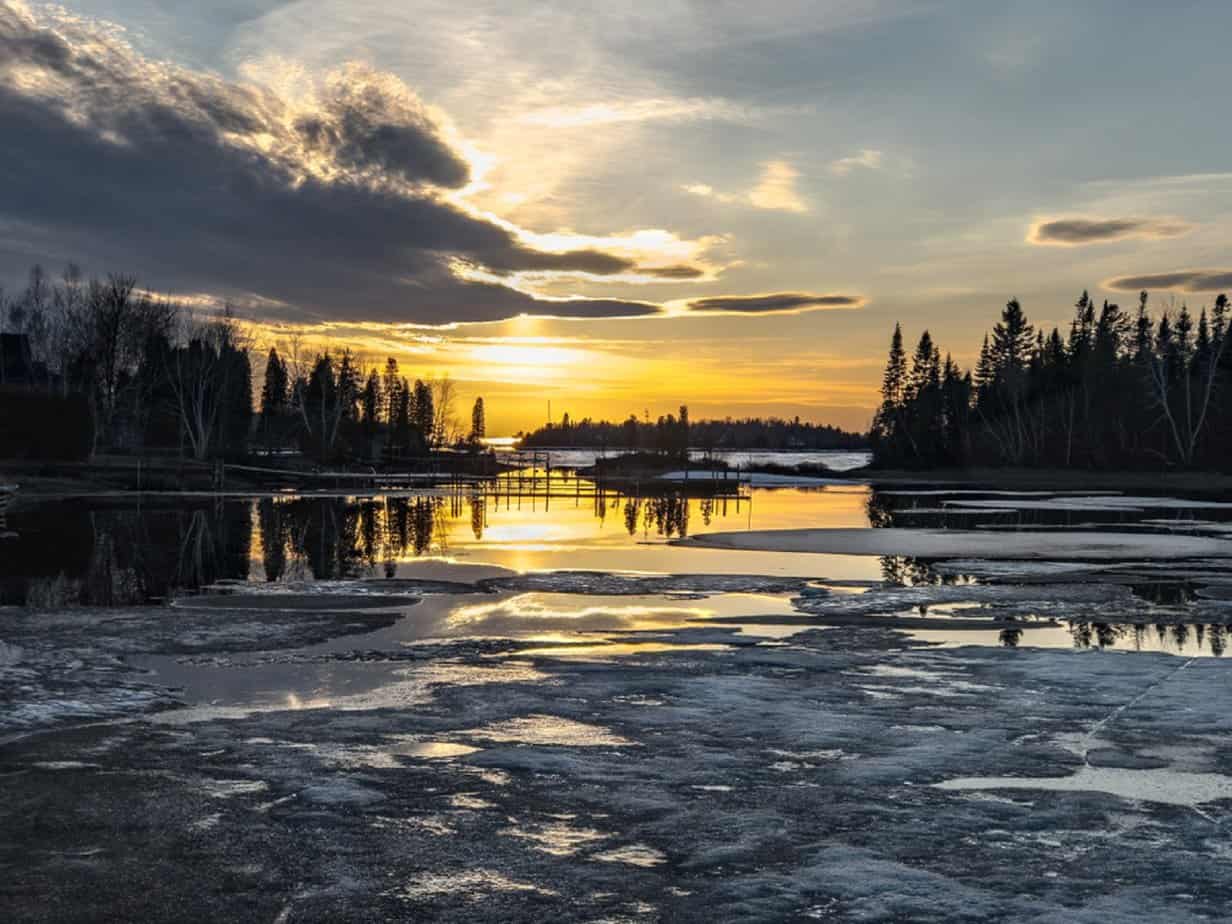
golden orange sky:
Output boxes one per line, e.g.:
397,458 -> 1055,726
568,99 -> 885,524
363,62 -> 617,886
248,313 -> 885,435
7,2 -> 1232,436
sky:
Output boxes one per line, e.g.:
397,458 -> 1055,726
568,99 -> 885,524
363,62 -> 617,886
2,0 -> 1231,435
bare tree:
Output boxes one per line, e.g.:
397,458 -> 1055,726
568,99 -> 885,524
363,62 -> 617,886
165,310 -> 249,460
63,275 -> 178,451
430,374 -> 457,448
1147,316 -> 1228,467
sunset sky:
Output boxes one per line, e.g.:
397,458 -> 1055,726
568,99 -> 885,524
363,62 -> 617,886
3,0 -> 1231,434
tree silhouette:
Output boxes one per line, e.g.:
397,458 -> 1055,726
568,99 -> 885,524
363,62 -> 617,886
873,288 -> 1232,469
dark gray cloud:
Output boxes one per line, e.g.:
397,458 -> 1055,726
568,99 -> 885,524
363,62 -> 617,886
645,264 -> 707,280
0,4 -> 663,324
484,248 -> 636,276
1028,217 -> 1191,245
686,292 -> 865,314
1104,270 -> 1232,293
295,65 -> 471,189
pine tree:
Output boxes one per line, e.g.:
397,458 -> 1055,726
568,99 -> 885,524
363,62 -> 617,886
907,330 -> 938,399
361,369 -> 380,429
881,323 -> 906,407
1068,290 -> 1095,360
381,357 -> 400,424
260,347 -> 288,419
1134,291 -> 1153,363
260,347 -> 288,450
973,334 -> 994,391
412,379 -> 434,444
1175,305 -> 1194,361
991,298 -> 1034,378
336,349 -> 361,422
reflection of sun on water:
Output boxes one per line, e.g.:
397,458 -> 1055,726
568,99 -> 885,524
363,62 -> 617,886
450,593 -> 714,632
245,486 -> 878,581
285,693 -> 331,710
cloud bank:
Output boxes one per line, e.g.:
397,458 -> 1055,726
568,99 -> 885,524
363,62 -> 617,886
686,292 -> 864,315
1104,270 -> 1232,293
1027,217 -> 1192,246
0,3 -> 676,324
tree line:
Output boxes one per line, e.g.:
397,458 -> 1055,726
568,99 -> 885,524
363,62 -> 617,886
0,264 -> 485,462
871,289 -> 1232,469
519,408 -> 867,455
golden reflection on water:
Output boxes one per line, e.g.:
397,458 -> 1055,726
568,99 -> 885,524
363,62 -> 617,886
449,593 -> 714,632
518,641 -> 728,658
247,485 -> 878,581
285,692 -> 331,710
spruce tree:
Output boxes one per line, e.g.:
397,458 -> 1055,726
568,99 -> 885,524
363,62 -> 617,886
881,323 -> 906,407
991,298 -> 1034,377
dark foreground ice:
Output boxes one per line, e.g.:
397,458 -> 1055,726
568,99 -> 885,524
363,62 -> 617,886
4,570 -> 1232,923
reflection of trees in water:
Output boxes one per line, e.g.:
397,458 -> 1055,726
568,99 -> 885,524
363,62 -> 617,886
257,496 -> 446,581
85,503 -> 252,603
258,499 -> 287,583
1068,621 -> 1226,656
1211,625 -> 1227,656
470,493 -> 486,540
623,498 -> 639,536
866,490 -> 896,529
879,555 -> 961,586
620,494 -> 690,538
18,502 -> 252,605
174,504 -> 252,594
1130,582 -> 1198,605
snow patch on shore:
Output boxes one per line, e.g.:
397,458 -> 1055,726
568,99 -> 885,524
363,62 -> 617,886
688,527 -> 1232,560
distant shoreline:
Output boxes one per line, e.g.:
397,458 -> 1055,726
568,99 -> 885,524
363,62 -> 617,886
857,466 -> 1232,492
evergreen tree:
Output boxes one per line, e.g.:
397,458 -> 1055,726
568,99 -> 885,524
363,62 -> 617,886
260,347 -> 288,420
361,369 -> 380,429
991,298 -> 1034,380
412,379 -> 434,444
381,357 -> 400,424
870,289 -> 1231,471
259,348 -> 288,451
882,323 -> 906,407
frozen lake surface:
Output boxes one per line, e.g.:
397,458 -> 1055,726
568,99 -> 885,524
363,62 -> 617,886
4,474 -> 1232,919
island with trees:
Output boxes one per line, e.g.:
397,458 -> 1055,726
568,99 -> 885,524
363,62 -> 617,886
518,409 -> 867,454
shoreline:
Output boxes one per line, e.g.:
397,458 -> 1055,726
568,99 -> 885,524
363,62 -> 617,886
854,466 -> 1232,492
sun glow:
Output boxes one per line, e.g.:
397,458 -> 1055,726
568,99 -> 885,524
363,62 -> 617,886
468,343 -> 588,369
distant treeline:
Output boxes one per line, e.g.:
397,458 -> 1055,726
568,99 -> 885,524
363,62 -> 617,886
518,407 -> 868,455
0,263 -> 484,462
871,289 -> 1232,469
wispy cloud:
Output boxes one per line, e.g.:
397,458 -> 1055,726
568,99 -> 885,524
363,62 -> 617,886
829,149 -> 883,176
1028,216 -> 1193,246
685,161 -> 809,213
748,161 -> 809,213
1104,270 -> 1232,293
519,97 -> 757,128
